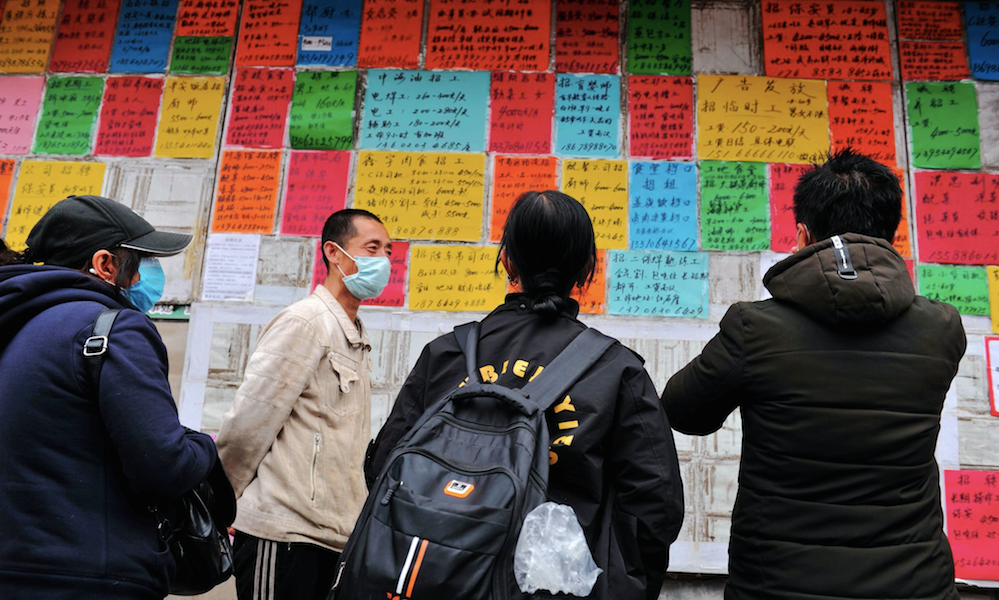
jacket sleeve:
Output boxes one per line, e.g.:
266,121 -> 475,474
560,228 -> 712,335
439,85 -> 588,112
662,303 -> 747,435
216,312 -> 325,497
94,310 -> 216,500
607,363 -> 685,599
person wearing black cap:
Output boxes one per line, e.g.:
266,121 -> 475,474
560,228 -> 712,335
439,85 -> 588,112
0,195 -> 219,599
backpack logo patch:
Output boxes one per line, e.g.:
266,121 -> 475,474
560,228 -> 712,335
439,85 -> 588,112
443,479 -> 474,499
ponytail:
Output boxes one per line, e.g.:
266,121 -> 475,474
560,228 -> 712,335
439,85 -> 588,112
0,239 -> 26,266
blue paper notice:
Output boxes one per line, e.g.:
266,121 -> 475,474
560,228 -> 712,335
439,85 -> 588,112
297,0 -> 362,67
555,74 -> 620,158
607,250 -> 709,318
629,162 -> 697,251
109,0 -> 180,73
966,3 -> 999,80
361,69 -> 490,153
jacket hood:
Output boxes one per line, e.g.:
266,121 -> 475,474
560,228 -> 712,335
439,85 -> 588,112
763,233 -> 914,327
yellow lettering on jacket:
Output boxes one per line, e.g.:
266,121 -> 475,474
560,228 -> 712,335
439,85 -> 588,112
528,366 -> 544,381
557,420 -> 579,430
552,435 -> 574,446
479,365 -> 498,383
502,360 -> 509,374
549,450 -> 558,465
552,395 -> 575,413
513,359 -> 529,378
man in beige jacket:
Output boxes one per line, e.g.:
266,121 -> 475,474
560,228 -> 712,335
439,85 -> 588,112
217,209 -> 392,600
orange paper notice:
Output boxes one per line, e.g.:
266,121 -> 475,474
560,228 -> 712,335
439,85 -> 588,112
0,159 -> 14,224
561,160 -> 628,250
6,161 -> 106,249
211,150 -> 284,234
235,0 -> 304,66
489,156 -> 558,243
425,0 -> 551,71
827,81 -> 897,167
897,1 -> 964,40
572,249 -> 606,315
0,0 -> 60,73
357,0 -> 424,69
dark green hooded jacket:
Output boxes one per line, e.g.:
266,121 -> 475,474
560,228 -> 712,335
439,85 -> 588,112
663,234 -> 966,600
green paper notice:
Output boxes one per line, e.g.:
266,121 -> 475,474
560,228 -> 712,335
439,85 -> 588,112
171,37 -> 233,74
917,264 -> 989,315
700,161 -> 769,251
907,82 -> 981,169
627,0 -> 692,75
34,76 -> 103,155
289,71 -> 356,150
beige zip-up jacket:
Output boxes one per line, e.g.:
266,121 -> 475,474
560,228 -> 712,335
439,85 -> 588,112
216,285 -> 371,552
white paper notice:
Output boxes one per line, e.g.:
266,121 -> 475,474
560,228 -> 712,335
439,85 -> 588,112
988,337 -> 999,416
759,252 -> 791,300
201,234 -> 261,302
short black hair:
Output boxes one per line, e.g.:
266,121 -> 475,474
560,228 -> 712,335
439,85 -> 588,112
497,190 -> 596,319
792,147 -> 902,242
320,209 -> 382,269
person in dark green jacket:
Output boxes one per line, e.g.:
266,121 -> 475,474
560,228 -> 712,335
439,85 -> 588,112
662,148 -> 965,600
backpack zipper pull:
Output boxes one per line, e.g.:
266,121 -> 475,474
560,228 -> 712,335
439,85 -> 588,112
381,479 -> 402,505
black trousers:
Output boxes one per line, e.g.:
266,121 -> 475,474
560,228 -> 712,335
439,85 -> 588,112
232,530 -> 342,600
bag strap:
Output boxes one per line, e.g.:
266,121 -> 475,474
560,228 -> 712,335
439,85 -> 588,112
454,321 -> 480,383
519,329 -> 615,412
83,308 -> 122,386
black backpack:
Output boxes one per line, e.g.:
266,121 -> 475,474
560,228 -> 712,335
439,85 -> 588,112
330,322 -> 615,600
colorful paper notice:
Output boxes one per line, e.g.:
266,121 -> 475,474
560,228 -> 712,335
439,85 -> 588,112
154,76 -> 226,159
897,1 -> 964,40
561,160 -> 628,250
49,0 -> 120,72
408,245 -> 506,312
226,68 -> 294,149
900,41 -> 970,81
914,171 -> 999,265
555,74 -> 620,158
697,75 -> 830,164
827,81 -> 897,167
357,0 -> 423,69
700,161 -> 769,252
0,0 -> 59,73
892,167 -> 913,260
626,0 -> 691,75
607,250 -> 708,318
628,76 -> 694,160
6,161 -> 106,249
945,470 -> 999,579
424,0 -> 551,71
170,36 -> 233,74
489,72 -> 555,155
555,0 -> 619,74
109,0 -> 179,73
175,0 -> 238,36
279,150 -> 351,236
0,76 -> 45,154
211,150 -> 283,234
289,71 -> 356,150
917,265 -> 990,315
967,3 -> 999,80
489,156 -> 558,243
362,70 -> 490,152
201,233 -> 261,302
0,160 -> 14,224
94,77 -> 164,157
907,82 -> 981,169
629,162 -> 697,251
310,239 -> 326,291
235,0 -> 304,67
297,0 -> 361,66
769,164 -> 808,253
572,250 -> 606,315
989,268 -> 999,333
362,241 -> 408,307
34,76 -> 103,155
354,151 -> 485,241
761,0 -> 892,80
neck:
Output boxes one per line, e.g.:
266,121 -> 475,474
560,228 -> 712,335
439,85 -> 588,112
323,276 -> 360,323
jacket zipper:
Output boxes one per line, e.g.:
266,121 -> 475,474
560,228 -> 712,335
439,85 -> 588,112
311,432 -> 320,502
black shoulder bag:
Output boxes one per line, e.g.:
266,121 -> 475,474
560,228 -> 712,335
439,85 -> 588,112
84,308 -> 236,596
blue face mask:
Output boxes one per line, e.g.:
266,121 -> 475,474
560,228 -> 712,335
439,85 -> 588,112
124,257 -> 165,313
334,243 -> 391,300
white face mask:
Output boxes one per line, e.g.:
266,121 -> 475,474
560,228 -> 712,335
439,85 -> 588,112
333,243 -> 391,300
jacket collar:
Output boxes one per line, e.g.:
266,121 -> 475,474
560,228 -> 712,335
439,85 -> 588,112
313,284 -> 370,350
491,293 -> 581,319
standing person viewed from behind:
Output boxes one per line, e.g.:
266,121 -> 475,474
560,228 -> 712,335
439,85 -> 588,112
366,190 -> 684,600
0,195 -> 218,599
216,209 -> 392,600
662,148 -> 966,600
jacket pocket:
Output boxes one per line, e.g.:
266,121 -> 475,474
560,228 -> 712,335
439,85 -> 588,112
310,432 -> 321,504
327,351 -> 361,415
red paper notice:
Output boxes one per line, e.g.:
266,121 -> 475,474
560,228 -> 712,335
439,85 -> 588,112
555,0 -> 619,74
94,76 -> 164,157
628,75 -> 694,160
490,156 -> 558,242
900,41 -> 970,81
769,164 -> 809,252
358,0 -> 424,69
425,0 -> 551,71
211,150 -> 284,233
572,249 -> 606,314
226,67 -> 294,149
362,241 -> 408,307
946,469 -> 999,580
280,150 -> 350,237
828,81 -> 897,167
897,1 -> 964,40
49,0 -> 120,72
489,72 -> 554,155
235,0 -> 303,67
914,171 -> 999,265
176,0 -> 239,37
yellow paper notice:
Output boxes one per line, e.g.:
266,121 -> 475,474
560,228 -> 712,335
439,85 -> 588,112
561,160 -> 628,250
409,245 -> 506,312
354,151 -> 485,242
697,75 -> 830,164
989,266 -> 999,333
154,77 -> 226,159
0,0 -> 59,73
5,161 -> 106,249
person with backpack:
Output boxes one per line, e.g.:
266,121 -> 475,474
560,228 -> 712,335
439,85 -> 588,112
361,190 -> 684,600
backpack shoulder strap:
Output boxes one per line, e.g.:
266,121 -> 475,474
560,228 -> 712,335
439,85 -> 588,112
83,308 -> 122,388
520,328 -> 615,411
453,321 -> 480,383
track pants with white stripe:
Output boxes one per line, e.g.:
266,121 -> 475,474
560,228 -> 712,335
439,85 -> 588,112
232,531 -> 341,600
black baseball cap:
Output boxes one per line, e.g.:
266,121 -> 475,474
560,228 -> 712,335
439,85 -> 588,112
25,195 -> 193,268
